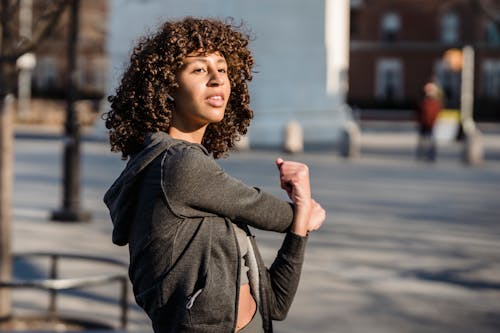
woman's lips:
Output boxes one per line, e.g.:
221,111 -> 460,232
206,95 -> 225,107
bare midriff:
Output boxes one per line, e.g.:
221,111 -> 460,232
236,283 -> 257,331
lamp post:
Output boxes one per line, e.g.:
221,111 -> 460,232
16,52 -> 36,116
460,46 -> 484,165
443,46 -> 483,165
459,46 -> 475,135
17,0 -> 34,116
51,0 -> 90,222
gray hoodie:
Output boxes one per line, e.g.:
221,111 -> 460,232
104,132 -> 307,333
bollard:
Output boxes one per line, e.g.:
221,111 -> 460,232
235,134 -> 250,151
339,120 -> 361,158
0,94 -> 14,319
463,128 -> 484,166
283,120 -> 303,154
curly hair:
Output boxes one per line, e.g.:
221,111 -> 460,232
103,17 -> 254,159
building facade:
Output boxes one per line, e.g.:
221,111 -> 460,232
106,0 -> 352,146
349,0 -> 500,121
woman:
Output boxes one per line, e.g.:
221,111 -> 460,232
416,81 -> 442,161
103,17 -> 325,333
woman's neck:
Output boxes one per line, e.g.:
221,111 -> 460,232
168,126 -> 205,144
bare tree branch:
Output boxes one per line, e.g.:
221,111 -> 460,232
3,0 -> 20,18
477,0 -> 500,23
0,0 -> 71,63
0,0 -> 13,53
35,0 -> 69,24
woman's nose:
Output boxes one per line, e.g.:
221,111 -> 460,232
208,71 -> 225,86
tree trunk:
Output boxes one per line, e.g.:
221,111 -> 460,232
0,94 -> 14,319
0,0 -> 73,319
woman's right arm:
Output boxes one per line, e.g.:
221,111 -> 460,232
275,158 -> 326,236
161,145 -> 295,232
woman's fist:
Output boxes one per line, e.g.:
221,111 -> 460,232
275,158 -> 311,208
276,158 -> 326,236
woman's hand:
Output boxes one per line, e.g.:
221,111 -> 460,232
275,158 -> 311,208
276,158 -> 326,236
308,199 -> 326,232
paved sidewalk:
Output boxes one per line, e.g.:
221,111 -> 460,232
6,127 -> 500,332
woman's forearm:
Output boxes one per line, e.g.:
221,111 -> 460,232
290,203 -> 311,237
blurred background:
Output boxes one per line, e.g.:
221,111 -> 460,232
0,0 -> 499,332
2,0 -> 500,144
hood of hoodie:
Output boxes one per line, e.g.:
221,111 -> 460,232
104,131 -> 186,246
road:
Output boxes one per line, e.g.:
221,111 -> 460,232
7,128 -> 500,332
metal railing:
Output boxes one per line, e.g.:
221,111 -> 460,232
0,252 -> 129,329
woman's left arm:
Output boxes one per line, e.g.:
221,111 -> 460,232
264,231 -> 308,321
264,159 -> 326,319
264,199 -> 325,320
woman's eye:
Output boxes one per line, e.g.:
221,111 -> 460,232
218,68 -> 227,73
193,68 -> 207,73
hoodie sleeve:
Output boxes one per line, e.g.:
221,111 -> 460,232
161,144 -> 294,233
266,232 -> 308,320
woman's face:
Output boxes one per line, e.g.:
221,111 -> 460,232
171,51 -> 231,133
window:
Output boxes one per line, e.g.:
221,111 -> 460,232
375,58 -> 403,100
350,8 -> 360,36
35,56 -> 58,89
441,12 -> 459,44
78,57 -> 88,87
350,0 -> 362,35
482,60 -> 500,98
381,12 -> 401,42
92,57 -> 108,91
485,20 -> 500,45
350,0 -> 363,8
78,56 -> 107,91
434,60 -> 461,107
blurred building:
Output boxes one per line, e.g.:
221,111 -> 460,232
106,0 -> 352,147
32,0 -> 108,101
349,0 -> 500,121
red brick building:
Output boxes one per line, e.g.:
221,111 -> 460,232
348,0 -> 500,121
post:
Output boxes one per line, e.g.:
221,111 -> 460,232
339,119 -> 361,158
460,45 -> 484,165
0,94 -> 14,319
51,0 -> 90,222
460,45 -> 475,135
48,254 -> 59,318
283,120 -> 304,154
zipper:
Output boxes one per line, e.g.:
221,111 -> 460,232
186,288 -> 204,310
230,221 -> 242,333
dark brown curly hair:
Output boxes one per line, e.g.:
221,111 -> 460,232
103,17 -> 254,159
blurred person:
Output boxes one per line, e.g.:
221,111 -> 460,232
102,17 -> 325,333
416,81 -> 442,161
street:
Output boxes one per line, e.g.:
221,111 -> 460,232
8,129 -> 500,333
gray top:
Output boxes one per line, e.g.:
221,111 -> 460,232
233,224 -> 250,285
104,131 -> 307,333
